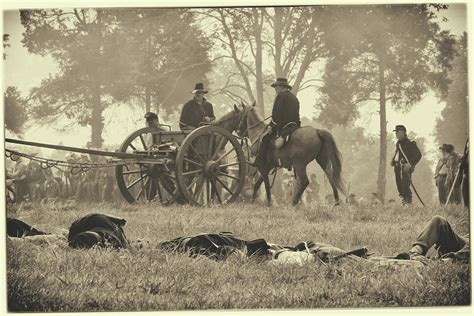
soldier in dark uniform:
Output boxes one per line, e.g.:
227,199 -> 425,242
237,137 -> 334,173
434,145 -> 448,205
251,78 -> 300,168
391,125 -> 422,205
444,144 -> 462,205
460,140 -> 469,208
68,213 -> 129,249
179,83 -> 215,130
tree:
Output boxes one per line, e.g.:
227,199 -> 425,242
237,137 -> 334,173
435,32 -> 468,152
21,9 -> 123,148
3,34 -> 10,59
316,5 -> 455,202
21,8 -> 212,148
199,7 -> 328,115
4,86 -> 28,134
107,9 -> 212,116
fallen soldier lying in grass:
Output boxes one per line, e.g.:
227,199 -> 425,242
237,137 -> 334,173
7,214 -> 469,267
158,215 -> 469,266
7,213 -> 130,250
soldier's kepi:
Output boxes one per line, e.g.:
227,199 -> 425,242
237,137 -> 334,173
391,125 -> 423,205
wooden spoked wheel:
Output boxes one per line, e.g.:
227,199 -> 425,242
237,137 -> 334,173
115,127 -> 178,205
175,125 -> 246,206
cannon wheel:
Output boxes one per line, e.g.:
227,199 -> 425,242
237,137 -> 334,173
175,125 -> 246,206
116,127 -> 179,205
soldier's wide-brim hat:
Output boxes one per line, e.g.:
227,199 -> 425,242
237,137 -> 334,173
271,78 -> 292,89
393,125 -> 407,132
191,82 -> 208,94
439,143 -> 454,152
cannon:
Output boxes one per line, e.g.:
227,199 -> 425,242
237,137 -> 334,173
5,124 -> 247,206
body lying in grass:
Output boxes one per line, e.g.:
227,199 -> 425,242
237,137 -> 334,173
7,214 -> 469,265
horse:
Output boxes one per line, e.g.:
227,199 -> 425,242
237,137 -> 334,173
234,102 -> 346,206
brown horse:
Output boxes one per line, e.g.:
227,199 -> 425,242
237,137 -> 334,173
235,102 -> 346,206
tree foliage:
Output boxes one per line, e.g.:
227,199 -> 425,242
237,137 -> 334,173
315,4 -> 455,202
4,86 -> 28,134
20,8 -> 211,147
317,5 -> 455,125
435,33 -> 468,152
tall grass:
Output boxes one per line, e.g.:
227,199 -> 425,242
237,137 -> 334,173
6,200 -> 471,311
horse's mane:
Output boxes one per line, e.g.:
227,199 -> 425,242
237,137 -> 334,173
217,108 -> 237,123
248,106 -> 264,122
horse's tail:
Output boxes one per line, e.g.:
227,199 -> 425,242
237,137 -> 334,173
317,129 -> 346,196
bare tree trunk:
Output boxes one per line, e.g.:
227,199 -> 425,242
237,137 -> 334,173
253,8 -> 265,115
145,85 -> 151,113
273,7 -> 284,77
90,9 -> 104,150
219,9 -> 255,103
90,84 -> 104,149
377,57 -> 387,203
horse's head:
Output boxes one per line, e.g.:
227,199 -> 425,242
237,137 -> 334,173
216,103 -> 244,134
236,101 -> 258,138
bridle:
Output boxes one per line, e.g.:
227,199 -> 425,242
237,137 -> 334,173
237,107 -> 265,139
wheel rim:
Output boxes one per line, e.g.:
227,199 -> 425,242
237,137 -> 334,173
115,127 -> 178,205
175,126 -> 246,206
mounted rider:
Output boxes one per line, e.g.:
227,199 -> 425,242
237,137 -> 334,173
251,77 -> 300,168
179,83 -> 215,130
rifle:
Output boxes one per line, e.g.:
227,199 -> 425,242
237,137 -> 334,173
445,138 -> 469,206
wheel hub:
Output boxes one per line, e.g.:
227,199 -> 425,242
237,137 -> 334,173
204,161 -> 219,177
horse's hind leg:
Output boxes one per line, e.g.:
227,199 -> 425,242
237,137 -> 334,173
332,185 -> 340,206
315,156 -> 340,206
292,163 -> 309,206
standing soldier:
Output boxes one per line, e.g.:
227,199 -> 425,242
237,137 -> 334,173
434,145 -> 448,205
443,144 -> 462,205
460,140 -> 469,208
391,125 -> 422,205
8,156 -> 29,202
251,78 -> 300,168
179,83 -> 215,130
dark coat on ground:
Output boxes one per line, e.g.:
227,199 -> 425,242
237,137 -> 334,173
271,90 -> 300,134
68,213 -> 129,249
7,218 -> 48,237
179,98 -> 215,130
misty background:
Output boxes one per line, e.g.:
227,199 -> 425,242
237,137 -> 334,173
3,4 -> 468,203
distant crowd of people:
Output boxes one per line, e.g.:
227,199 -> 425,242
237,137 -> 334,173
6,153 -> 120,204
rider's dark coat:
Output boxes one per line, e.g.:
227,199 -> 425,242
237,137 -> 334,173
179,98 -> 215,130
271,90 -> 300,134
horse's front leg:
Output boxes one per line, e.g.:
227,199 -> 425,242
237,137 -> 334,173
252,175 -> 264,202
262,174 -> 272,207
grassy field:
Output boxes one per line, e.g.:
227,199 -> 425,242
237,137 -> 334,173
6,199 -> 471,311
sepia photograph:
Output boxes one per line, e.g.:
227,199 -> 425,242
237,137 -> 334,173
1,0 -> 471,313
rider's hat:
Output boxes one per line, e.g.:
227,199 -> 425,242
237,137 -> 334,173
271,78 -> 292,89
191,83 -> 208,94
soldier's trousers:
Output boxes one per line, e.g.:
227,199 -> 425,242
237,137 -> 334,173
445,173 -> 463,205
394,166 -> 412,204
413,215 -> 467,256
462,172 -> 469,208
435,174 -> 447,205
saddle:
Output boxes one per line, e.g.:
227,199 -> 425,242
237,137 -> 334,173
275,122 -> 299,149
